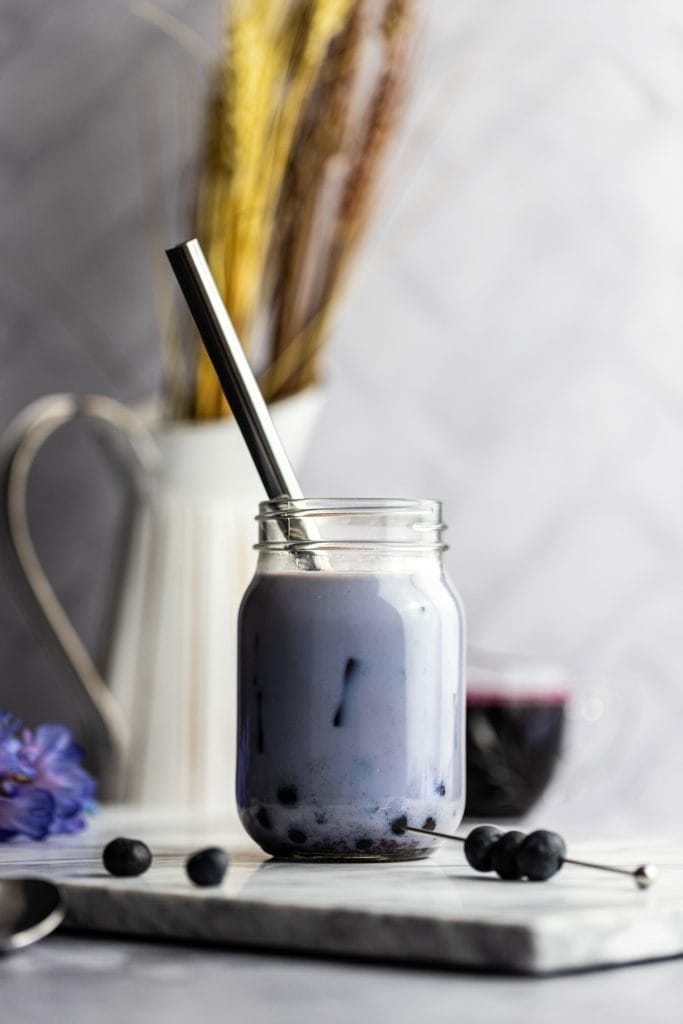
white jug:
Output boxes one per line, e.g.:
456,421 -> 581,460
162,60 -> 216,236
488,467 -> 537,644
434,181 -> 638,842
0,390 -> 321,812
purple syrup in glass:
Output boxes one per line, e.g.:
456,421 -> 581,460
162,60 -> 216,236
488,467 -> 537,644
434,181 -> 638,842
465,656 -> 570,818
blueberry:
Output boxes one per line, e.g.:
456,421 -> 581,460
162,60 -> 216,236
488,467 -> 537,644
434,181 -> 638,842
463,825 -> 502,872
517,829 -> 566,881
102,837 -> 152,877
491,830 -> 526,880
185,847 -> 229,887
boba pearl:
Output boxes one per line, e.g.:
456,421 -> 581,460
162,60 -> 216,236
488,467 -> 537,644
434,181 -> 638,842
463,825 -> 503,872
517,829 -> 567,881
491,830 -> 527,880
102,837 -> 152,877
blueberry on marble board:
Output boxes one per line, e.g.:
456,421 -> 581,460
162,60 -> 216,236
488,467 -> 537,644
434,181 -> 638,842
491,830 -> 526,880
102,837 -> 152,877
185,847 -> 230,887
516,829 -> 566,881
463,825 -> 502,872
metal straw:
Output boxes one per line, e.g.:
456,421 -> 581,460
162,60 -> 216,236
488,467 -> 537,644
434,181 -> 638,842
166,239 -> 324,568
165,239 -> 303,501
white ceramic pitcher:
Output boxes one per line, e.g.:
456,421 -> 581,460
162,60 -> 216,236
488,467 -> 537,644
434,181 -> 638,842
0,389 -> 322,811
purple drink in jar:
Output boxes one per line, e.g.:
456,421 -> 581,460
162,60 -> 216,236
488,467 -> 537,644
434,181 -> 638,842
237,498 -> 465,860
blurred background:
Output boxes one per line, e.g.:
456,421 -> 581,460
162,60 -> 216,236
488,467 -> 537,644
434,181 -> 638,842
1,0 -> 682,832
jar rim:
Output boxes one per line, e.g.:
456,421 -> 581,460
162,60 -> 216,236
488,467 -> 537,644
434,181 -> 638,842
257,497 -> 442,520
255,498 -> 447,556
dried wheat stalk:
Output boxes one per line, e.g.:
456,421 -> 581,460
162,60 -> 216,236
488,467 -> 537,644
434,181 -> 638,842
263,0 -> 366,401
192,0 -> 355,418
260,0 -> 415,404
187,0 -> 414,418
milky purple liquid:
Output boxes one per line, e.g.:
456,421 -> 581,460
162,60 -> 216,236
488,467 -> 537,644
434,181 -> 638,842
237,571 -> 464,860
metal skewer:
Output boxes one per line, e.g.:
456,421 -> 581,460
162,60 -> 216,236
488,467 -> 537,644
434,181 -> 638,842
0,851 -> 196,867
560,856 -> 657,889
404,825 -> 657,889
405,825 -> 468,843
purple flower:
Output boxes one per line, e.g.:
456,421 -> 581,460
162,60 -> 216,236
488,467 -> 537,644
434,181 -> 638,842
0,788 -> 54,841
0,714 -> 96,841
0,713 -> 31,780
20,724 -> 97,834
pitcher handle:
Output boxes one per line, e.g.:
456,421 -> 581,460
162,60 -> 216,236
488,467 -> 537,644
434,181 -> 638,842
0,394 -> 159,786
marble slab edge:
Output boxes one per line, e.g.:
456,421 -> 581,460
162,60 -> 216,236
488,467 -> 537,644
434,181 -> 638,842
59,883 -> 683,976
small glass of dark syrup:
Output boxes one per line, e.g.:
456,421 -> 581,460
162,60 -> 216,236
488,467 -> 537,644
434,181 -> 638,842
465,649 -> 570,818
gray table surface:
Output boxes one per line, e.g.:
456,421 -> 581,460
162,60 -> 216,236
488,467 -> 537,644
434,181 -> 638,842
2,932 -> 682,1024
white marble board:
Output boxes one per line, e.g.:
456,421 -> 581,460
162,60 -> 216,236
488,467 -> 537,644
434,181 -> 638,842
0,818 -> 681,975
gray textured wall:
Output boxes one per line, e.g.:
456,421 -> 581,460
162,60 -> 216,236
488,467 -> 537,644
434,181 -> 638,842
0,0 -> 216,738
2,1 -> 682,832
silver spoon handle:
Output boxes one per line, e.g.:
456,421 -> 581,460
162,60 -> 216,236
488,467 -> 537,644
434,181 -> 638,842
165,239 -> 303,500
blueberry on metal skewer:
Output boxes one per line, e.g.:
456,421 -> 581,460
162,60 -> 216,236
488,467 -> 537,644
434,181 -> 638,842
403,822 -> 657,888
516,830 -> 657,887
491,830 -> 526,880
517,829 -> 566,881
463,825 -> 502,872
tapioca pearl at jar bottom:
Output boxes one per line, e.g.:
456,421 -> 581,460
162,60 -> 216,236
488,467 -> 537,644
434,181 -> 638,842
256,807 -> 272,829
241,799 -> 458,859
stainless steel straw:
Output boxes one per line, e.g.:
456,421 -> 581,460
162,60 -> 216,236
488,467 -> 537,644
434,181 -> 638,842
166,239 -> 320,567
166,239 -> 303,501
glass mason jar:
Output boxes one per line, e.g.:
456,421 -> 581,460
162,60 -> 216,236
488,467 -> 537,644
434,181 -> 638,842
236,498 -> 465,861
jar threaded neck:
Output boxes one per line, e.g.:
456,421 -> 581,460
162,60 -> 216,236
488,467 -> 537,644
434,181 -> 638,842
256,497 -> 448,556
